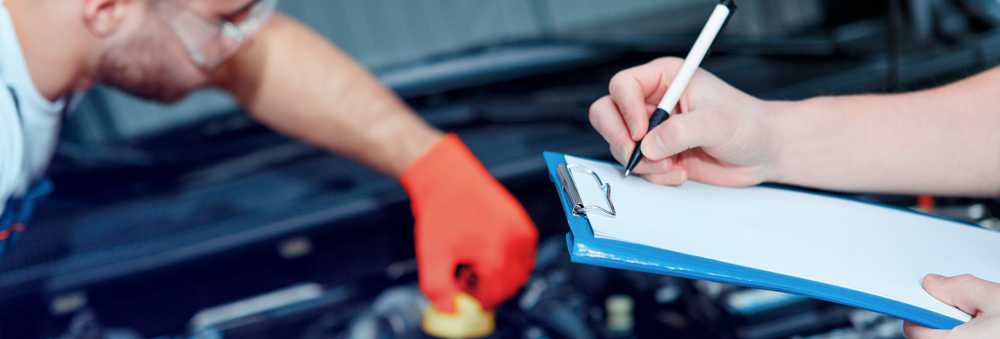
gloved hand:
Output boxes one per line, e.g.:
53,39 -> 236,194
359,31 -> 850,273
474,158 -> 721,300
904,274 -> 1000,339
401,134 -> 538,313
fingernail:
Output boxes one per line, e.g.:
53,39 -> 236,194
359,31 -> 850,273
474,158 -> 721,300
641,135 -> 665,160
926,273 -> 944,280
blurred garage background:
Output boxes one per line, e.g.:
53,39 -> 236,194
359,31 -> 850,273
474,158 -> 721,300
67,0 -> 822,144
5,0 -> 1000,338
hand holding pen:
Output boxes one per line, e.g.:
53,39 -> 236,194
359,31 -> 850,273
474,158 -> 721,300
623,0 -> 737,177
590,0 -> 781,187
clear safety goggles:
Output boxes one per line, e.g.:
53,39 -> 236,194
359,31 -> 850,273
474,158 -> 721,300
154,0 -> 279,69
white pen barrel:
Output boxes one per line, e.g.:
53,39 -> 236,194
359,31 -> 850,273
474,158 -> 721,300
656,4 -> 731,111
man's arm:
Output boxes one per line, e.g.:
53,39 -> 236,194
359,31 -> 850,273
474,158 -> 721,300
589,57 -> 1000,196
211,14 -> 538,317
215,14 -> 441,177
769,68 -> 1000,196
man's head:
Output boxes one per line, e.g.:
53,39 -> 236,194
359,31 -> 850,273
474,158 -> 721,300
81,0 -> 273,102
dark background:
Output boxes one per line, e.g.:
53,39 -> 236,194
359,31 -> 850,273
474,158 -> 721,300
4,1 -> 1000,338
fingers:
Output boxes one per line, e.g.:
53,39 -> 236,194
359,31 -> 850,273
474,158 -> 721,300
903,321 -> 949,339
608,69 -> 653,141
464,205 -> 537,311
643,168 -> 688,186
591,95 -> 683,178
472,234 -> 535,310
473,262 -> 529,310
631,157 -> 673,176
590,96 -> 635,159
923,274 -> 1000,316
596,57 -> 718,181
608,58 -> 683,140
592,96 -> 675,174
640,109 -> 728,161
608,144 -> 630,165
418,245 -> 459,313
606,138 -> 678,179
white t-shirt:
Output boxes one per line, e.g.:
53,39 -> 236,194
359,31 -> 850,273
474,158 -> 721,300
0,0 -> 70,217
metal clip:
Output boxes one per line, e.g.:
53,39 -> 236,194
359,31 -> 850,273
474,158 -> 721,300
556,163 -> 616,217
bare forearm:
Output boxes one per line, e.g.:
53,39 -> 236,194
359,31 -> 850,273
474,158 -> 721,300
217,15 -> 441,177
768,67 -> 1000,196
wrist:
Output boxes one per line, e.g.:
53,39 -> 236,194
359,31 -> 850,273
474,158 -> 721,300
761,96 -> 834,185
394,126 -> 444,178
400,133 -> 485,199
760,99 -> 802,184
375,116 -> 443,178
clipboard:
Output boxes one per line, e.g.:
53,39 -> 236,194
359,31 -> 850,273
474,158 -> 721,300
544,151 -> 1000,330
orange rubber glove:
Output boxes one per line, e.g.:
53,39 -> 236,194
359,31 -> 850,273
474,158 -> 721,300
401,134 -> 538,313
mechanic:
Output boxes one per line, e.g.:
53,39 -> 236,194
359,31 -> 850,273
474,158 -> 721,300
589,56 -> 1000,338
0,0 -> 537,323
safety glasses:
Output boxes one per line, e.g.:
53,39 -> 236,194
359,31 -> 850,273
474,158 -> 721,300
154,0 -> 279,69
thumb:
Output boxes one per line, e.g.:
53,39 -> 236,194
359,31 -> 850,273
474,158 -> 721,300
903,321 -> 949,339
418,248 -> 460,313
470,239 -> 536,311
640,110 -> 727,161
923,274 -> 1000,316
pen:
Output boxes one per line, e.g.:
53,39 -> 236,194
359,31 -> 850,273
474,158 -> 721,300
623,0 -> 737,177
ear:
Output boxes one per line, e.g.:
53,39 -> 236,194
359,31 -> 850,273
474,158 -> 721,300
82,0 -> 129,37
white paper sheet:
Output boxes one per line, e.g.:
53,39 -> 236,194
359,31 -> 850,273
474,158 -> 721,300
566,155 -> 1000,322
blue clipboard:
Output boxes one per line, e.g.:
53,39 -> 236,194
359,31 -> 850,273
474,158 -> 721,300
543,151 -> 964,329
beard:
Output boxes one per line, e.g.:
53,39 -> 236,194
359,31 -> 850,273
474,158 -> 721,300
96,21 -> 205,103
